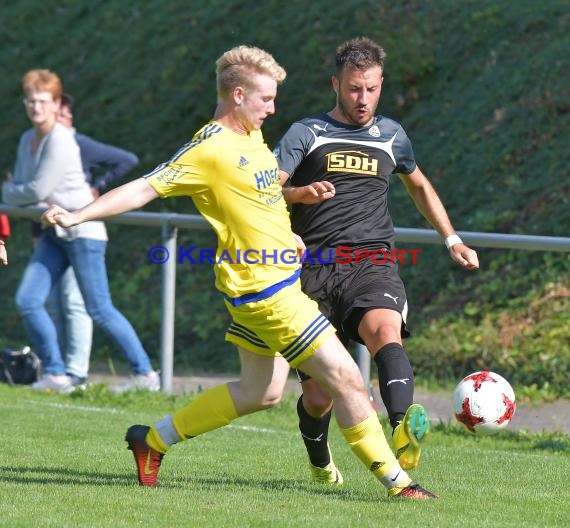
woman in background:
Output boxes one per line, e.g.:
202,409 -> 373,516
1,69 -> 158,393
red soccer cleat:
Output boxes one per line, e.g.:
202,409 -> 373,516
393,481 -> 438,499
125,425 -> 164,487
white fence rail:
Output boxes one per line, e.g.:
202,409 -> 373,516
2,204 -> 569,392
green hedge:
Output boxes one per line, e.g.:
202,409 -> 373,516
1,0 -> 568,393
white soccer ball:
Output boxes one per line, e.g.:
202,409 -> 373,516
453,371 -> 516,434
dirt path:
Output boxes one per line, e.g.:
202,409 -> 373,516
403,388 -> 569,435
90,372 -> 570,435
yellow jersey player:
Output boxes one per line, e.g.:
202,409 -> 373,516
42,45 -> 436,500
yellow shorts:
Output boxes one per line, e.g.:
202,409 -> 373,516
224,279 -> 336,367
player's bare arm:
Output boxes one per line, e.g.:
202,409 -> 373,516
42,177 -> 159,228
280,170 -> 336,204
399,167 -> 479,270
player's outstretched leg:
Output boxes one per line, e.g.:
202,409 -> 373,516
392,403 -> 430,470
125,425 -> 164,487
124,356 -> 288,487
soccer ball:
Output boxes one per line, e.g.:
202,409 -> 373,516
453,371 -> 516,434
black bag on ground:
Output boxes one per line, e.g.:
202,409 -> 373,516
0,346 -> 42,385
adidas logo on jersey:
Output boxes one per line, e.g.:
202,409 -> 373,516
238,156 -> 250,167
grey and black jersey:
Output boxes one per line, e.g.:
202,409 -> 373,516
275,113 -> 416,254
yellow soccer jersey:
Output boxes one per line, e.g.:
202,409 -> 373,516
145,121 -> 299,300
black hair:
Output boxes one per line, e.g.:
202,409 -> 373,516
60,92 -> 75,111
335,37 -> 386,75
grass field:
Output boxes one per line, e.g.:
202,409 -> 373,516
0,384 -> 568,528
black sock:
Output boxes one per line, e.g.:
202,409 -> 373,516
297,395 -> 332,468
373,342 -> 414,429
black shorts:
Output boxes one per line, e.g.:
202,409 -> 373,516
297,259 -> 410,382
301,258 -> 410,345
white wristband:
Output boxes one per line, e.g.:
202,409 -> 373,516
444,234 -> 463,249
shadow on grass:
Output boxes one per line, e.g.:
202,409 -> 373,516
184,475 -> 376,501
0,465 -> 136,487
0,465 -> 385,501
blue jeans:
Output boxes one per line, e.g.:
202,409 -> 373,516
46,267 -> 93,378
15,230 -> 153,376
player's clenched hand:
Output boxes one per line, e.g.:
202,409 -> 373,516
301,181 -> 336,203
41,204 -> 79,228
286,181 -> 336,204
449,243 -> 479,270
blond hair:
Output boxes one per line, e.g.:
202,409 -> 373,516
22,69 -> 63,100
216,45 -> 286,99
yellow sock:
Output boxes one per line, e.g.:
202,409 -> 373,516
145,384 -> 239,454
172,384 -> 239,440
340,412 -> 412,491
